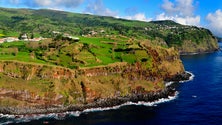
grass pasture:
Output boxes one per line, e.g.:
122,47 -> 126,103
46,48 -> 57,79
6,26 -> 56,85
0,36 -> 153,68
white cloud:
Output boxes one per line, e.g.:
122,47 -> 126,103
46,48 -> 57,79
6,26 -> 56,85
125,13 -> 152,22
34,0 -> 53,6
7,0 -> 84,8
83,0 -> 118,17
175,0 -> 194,16
123,7 -> 152,22
161,0 -> 194,16
176,16 -> 200,26
157,0 -> 200,26
156,13 -> 200,26
206,9 -> 222,37
34,0 -> 84,8
161,0 -> 176,15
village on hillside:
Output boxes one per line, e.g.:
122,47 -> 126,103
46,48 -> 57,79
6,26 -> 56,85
0,33 -> 44,44
0,31 -> 81,44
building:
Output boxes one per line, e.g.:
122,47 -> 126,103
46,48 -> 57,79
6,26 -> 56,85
21,34 -> 28,41
0,37 -> 19,43
70,36 -> 80,42
4,37 -> 19,42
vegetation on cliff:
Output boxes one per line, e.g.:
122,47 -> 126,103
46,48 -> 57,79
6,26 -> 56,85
0,35 -> 186,113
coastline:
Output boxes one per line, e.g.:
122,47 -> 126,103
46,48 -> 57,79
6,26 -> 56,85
0,72 -> 192,116
0,93 -> 179,124
0,86 -> 176,115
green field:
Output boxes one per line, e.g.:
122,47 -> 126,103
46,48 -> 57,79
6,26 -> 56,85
0,51 -> 47,64
0,41 -> 48,64
0,36 -> 152,69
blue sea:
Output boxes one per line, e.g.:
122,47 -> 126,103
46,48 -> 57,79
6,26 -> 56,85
2,43 -> 222,125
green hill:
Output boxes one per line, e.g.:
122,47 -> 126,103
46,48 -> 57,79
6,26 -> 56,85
0,33 -> 189,114
0,7 -> 215,114
0,38 -> 188,114
0,7 -> 219,54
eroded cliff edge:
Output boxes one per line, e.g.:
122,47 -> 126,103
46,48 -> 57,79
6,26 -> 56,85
0,44 -> 190,115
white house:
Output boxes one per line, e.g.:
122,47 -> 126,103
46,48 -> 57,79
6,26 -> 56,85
21,34 -> 28,41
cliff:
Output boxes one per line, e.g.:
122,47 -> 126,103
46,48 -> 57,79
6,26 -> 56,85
178,30 -> 218,54
150,20 -> 219,54
0,44 -> 189,115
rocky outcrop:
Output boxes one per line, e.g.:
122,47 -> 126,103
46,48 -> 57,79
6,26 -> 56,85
0,45 -> 189,115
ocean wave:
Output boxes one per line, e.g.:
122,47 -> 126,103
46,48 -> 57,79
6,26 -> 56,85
180,71 -> 195,83
0,92 -> 178,124
118,91 -> 178,107
0,111 -> 81,124
78,92 -> 179,114
165,71 -> 195,87
165,81 -> 174,87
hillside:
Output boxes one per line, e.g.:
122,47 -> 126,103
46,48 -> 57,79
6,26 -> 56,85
0,7 -> 219,54
0,32 -> 191,114
0,45 -> 189,115
0,7 -> 210,114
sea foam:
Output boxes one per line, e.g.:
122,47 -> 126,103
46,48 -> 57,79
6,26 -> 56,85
165,71 -> 194,87
180,71 -> 195,83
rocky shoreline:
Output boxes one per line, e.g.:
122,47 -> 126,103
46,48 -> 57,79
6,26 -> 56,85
0,72 -> 192,116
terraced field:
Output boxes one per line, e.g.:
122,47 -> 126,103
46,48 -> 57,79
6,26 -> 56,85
0,36 -> 152,69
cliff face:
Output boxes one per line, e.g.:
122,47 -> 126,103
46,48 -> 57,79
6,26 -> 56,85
150,20 -> 219,54
0,45 -> 185,113
179,34 -> 218,54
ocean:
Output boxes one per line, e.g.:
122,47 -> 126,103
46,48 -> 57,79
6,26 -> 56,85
1,43 -> 222,125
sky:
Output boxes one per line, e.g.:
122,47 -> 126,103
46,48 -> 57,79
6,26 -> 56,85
0,0 -> 222,37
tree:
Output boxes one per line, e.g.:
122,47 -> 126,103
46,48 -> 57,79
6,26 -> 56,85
53,34 -> 63,41
31,33 -> 34,39
18,33 -> 23,40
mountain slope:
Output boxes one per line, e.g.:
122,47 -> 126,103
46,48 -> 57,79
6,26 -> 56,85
0,7 -> 219,54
